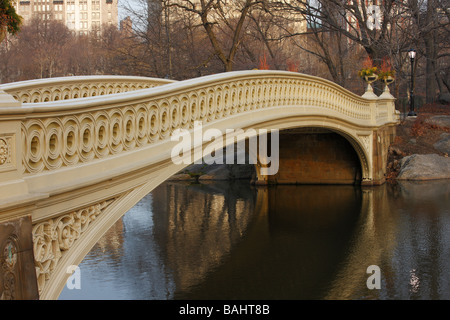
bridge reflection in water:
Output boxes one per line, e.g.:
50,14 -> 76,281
60,180 -> 450,300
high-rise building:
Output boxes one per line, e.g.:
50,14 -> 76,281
12,0 -> 118,35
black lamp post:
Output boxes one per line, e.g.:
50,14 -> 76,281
408,49 -> 417,117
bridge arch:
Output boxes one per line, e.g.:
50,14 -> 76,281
35,111 -> 374,300
243,116 -> 372,185
0,70 -> 398,300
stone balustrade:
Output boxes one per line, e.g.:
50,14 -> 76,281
0,75 -> 176,103
0,71 -> 398,178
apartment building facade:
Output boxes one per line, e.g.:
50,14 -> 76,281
12,0 -> 118,35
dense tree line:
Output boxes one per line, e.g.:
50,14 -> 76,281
0,0 -> 448,103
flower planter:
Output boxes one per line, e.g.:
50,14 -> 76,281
382,76 -> 395,86
361,74 -> 378,99
364,74 -> 378,84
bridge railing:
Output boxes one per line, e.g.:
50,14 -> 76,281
0,75 -> 176,103
0,71 -> 398,205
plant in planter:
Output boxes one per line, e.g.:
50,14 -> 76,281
358,57 -> 379,83
359,57 -> 379,98
378,59 -> 395,84
378,59 -> 396,96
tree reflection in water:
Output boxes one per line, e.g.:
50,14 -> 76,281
59,180 -> 450,300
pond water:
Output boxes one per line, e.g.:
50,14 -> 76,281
59,180 -> 450,300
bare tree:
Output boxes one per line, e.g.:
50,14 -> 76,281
169,0 -> 265,72
265,1 -> 418,96
244,5 -> 303,70
11,18 -> 71,79
413,0 -> 449,102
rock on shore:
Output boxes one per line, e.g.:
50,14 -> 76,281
434,133 -> 450,155
167,148 -> 256,182
397,154 -> 450,181
168,163 -> 256,182
425,115 -> 450,128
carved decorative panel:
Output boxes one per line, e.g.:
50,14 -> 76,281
1,238 -> 18,300
0,217 -> 38,300
32,199 -> 115,295
0,136 -> 12,167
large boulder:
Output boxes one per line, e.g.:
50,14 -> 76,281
397,154 -> 450,180
434,133 -> 450,155
198,165 -> 232,181
425,115 -> 450,128
167,173 -> 195,182
198,164 -> 256,181
438,93 -> 450,104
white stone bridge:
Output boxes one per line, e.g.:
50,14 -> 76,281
0,71 -> 399,300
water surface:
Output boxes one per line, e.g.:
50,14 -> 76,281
59,180 -> 450,300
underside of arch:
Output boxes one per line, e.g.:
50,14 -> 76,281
239,117 -> 373,186
254,128 -> 364,185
